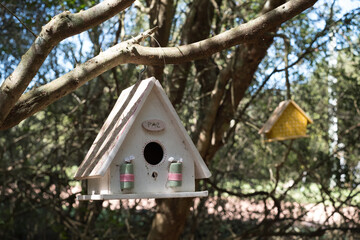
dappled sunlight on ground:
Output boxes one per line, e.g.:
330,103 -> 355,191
196,196 -> 359,225
102,198 -> 157,210
3,183 -> 358,227
70,185 -> 358,226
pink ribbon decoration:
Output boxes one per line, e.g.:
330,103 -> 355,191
168,173 -> 182,181
120,174 -> 134,182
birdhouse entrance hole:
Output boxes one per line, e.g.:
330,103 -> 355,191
144,142 -> 164,165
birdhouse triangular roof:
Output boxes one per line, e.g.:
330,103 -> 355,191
258,99 -> 313,134
74,77 -> 211,180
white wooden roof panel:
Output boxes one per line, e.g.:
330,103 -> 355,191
75,78 -> 155,179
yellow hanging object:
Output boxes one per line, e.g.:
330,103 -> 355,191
258,100 -> 313,142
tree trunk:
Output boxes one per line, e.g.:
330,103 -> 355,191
147,1 -> 216,239
146,0 -> 175,82
148,1 -> 287,239
147,198 -> 193,240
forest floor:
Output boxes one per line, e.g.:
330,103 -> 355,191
65,185 -> 358,226
100,195 -> 359,226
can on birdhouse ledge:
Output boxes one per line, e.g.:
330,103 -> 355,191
120,156 -> 135,190
168,157 -> 183,187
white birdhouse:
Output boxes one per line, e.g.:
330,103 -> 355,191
74,77 -> 211,200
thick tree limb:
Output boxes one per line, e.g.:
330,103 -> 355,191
0,0 -> 317,130
1,27 -> 158,130
0,0 -> 135,127
128,0 -> 317,64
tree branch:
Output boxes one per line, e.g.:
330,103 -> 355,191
0,0 -> 135,126
128,0 -> 317,65
0,0 -> 318,130
206,179 -> 269,198
0,27 -> 158,130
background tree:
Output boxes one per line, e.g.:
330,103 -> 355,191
1,0 -> 360,239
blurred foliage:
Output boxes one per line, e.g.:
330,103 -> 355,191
1,0 -> 360,239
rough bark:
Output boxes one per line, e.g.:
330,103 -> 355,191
204,0 -> 287,161
206,38 -> 278,161
195,61 -> 232,157
192,0 -> 220,124
152,1 -> 286,239
147,198 -> 193,240
0,0 -> 317,130
147,1 -> 218,239
146,0 -> 176,82
195,0 -> 285,160
168,0 -> 215,106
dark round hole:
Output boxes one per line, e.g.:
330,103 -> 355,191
144,142 -> 164,165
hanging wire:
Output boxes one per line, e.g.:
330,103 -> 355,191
138,65 -> 147,81
284,37 -> 291,100
149,34 -> 168,84
134,28 -> 167,84
136,29 -> 167,82
149,35 -> 167,67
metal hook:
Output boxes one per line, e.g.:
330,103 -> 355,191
138,65 -> 147,81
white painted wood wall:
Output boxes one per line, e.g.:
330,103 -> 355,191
87,87 -> 195,195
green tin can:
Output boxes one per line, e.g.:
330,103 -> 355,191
168,162 -> 182,187
120,163 -> 134,190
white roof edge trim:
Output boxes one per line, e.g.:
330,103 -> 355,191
74,78 -> 156,179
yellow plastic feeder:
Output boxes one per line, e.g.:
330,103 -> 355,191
258,100 -> 313,142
